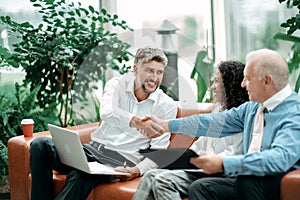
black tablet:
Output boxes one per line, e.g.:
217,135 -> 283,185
139,148 -> 199,169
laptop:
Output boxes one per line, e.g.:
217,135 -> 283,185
48,124 -> 129,175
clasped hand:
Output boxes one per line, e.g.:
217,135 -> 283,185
130,115 -> 167,138
130,116 -> 224,174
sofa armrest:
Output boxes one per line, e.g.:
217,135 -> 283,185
8,131 -> 52,200
281,169 -> 300,200
8,122 -> 99,200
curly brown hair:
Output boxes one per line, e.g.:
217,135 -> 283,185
218,60 -> 249,110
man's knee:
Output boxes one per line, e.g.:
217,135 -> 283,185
188,178 -> 228,200
30,137 -> 54,157
188,180 -> 205,199
189,179 -> 203,194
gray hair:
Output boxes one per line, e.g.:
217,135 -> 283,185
134,47 -> 168,67
246,48 -> 288,90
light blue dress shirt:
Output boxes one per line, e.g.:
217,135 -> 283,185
169,85 -> 300,176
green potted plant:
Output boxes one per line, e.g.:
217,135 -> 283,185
0,0 -> 133,127
274,0 -> 300,92
190,49 -> 214,102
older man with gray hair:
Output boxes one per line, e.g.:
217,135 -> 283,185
142,48 -> 300,200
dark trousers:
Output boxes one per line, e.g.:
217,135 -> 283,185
188,173 -> 287,200
188,175 -> 236,200
30,137 -> 134,200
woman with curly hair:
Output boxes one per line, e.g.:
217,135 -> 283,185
216,60 -> 249,111
132,60 -> 249,200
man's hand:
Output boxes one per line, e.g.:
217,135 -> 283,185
114,166 -> 140,181
147,116 -> 169,132
190,154 -> 224,174
130,116 -> 166,138
138,116 -> 169,138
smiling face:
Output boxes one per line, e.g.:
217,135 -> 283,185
241,62 -> 267,103
210,69 -> 225,104
241,48 -> 289,103
134,60 -> 165,100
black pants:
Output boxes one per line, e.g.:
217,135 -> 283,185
30,137 -> 134,200
188,175 -> 236,200
188,173 -> 287,200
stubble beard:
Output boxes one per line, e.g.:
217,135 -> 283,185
142,81 -> 159,94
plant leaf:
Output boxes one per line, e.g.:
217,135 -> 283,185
273,32 -> 300,43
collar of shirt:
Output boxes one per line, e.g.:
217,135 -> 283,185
125,72 -> 159,103
263,84 -> 293,112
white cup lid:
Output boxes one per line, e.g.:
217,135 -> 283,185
21,119 -> 34,124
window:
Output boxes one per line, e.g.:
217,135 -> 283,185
116,0 -> 213,102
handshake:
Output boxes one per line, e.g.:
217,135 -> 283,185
129,116 -> 169,138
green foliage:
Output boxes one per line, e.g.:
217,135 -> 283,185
0,83 -> 58,180
74,94 -> 101,125
0,140 -> 8,180
0,46 -> 11,68
0,0 -> 133,127
279,0 -> 300,34
91,96 -> 101,123
276,0 -> 300,92
190,50 -> 214,102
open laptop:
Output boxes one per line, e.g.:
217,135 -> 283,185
48,124 -> 129,175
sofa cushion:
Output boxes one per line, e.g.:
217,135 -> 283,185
87,177 -> 141,200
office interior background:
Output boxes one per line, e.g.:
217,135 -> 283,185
0,0 -> 298,104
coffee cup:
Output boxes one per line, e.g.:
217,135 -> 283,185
21,119 -> 34,137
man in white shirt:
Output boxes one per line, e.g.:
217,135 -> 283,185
29,47 -> 177,200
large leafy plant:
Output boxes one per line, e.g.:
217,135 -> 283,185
274,0 -> 300,92
0,83 -> 58,180
0,0 -> 133,127
190,50 -> 214,102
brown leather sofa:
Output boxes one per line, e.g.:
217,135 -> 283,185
8,106 -> 300,200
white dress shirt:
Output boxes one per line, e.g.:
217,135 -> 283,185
189,104 -> 243,156
91,72 -> 178,174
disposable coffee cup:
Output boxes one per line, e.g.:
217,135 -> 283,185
21,119 -> 34,137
